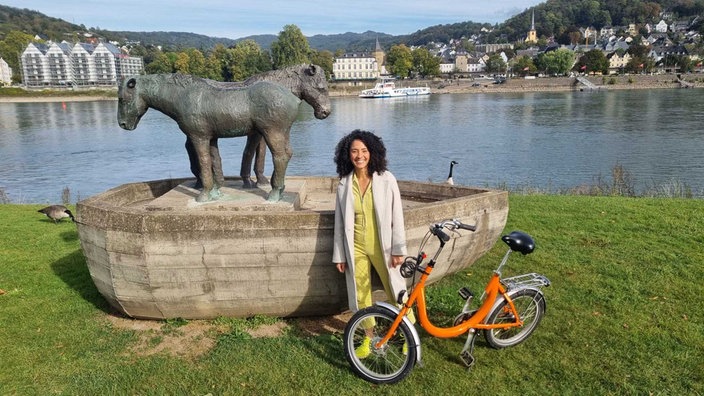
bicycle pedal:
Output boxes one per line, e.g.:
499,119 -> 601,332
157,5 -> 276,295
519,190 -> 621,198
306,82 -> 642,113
459,350 -> 475,368
458,287 -> 473,300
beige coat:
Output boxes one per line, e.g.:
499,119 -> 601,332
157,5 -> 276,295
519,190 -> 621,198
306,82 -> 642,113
332,171 -> 408,312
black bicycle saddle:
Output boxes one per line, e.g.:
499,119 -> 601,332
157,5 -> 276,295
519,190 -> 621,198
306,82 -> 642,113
501,231 -> 535,255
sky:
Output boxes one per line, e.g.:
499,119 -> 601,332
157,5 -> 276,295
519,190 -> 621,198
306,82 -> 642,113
2,0 -> 544,39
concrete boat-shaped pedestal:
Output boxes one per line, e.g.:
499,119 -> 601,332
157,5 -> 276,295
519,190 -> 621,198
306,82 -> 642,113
76,177 -> 508,320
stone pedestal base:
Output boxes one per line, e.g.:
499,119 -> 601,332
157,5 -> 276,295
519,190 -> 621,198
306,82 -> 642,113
76,177 -> 508,320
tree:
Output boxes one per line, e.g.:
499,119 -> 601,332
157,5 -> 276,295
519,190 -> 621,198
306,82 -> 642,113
145,52 -> 174,74
485,53 -> 507,74
536,48 -> 575,75
203,52 -> 223,81
173,52 -> 191,74
184,48 -> 206,77
625,57 -> 643,74
569,30 -> 583,45
209,44 -> 230,80
577,49 -> 609,75
628,40 -> 650,59
513,55 -> 537,76
0,30 -> 36,83
460,38 -> 475,53
411,47 -> 440,78
226,40 -> 272,81
386,44 -> 413,78
127,44 -> 161,66
270,24 -> 310,69
309,49 -> 334,79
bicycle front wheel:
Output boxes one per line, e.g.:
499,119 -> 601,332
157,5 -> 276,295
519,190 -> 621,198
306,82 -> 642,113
343,306 -> 416,384
484,288 -> 546,348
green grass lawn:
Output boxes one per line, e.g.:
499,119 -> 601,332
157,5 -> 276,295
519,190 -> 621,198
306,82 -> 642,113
1,195 -> 702,395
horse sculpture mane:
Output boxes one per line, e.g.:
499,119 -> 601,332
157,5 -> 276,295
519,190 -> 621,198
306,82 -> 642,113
169,73 -> 200,87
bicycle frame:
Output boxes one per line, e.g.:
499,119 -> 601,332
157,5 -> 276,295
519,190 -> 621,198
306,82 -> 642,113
376,242 -> 525,349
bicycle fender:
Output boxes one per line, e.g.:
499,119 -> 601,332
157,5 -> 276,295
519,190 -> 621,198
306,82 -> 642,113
375,301 -> 423,365
486,287 -> 546,322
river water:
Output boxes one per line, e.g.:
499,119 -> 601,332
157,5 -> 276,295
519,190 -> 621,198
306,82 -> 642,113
1,88 -> 703,203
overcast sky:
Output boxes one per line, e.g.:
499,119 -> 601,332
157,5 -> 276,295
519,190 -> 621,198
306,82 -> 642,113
3,0 -> 543,39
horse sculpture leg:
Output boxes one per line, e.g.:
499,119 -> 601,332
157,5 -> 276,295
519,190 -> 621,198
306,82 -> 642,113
186,137 -> 224,189
262,132 -> 292,202
192,137 -> 222,202
210,139 -> 225,188
185,138 -> 203,188
240,134 -> 261,189
254,140 -> 268,186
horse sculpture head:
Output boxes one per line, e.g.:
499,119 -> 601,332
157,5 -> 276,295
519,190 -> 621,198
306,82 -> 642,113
117,76 -> 149,131
296,64 -> 332,120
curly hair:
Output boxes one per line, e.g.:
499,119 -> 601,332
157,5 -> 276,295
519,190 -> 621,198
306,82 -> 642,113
334,129 -> 388,177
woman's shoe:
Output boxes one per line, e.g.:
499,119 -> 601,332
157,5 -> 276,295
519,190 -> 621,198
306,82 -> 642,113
355,337 -> 372,359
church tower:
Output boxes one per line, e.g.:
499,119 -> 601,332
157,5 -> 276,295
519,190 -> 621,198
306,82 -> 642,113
373,37 -> 385,72
525,10 -> 537,43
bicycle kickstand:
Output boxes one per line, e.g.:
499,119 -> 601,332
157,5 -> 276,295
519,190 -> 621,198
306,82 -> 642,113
459,329 -> 477,369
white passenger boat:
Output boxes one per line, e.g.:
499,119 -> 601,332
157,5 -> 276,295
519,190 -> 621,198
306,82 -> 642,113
359,78 -> 431,98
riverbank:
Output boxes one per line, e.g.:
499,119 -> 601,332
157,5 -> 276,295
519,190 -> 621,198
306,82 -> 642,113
329,74 -> 704,96
0,95 -> 116,103
0,74 -> 701,102
0,87 -> 117,103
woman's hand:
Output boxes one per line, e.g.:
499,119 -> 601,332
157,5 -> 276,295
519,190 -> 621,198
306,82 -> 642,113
336,262 -> 347,273
391,255 -> 404,268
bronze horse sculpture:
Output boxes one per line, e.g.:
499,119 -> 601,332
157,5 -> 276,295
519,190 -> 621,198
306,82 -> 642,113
186,64 -> 331,189
117,74 -> 326,202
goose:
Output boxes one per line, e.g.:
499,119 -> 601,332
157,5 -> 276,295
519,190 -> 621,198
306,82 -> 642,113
446,160 -> 459,185
38,205 -> 75,224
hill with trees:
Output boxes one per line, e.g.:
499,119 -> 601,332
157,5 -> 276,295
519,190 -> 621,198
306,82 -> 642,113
0,5 -> 83,40
3,1 -> 703,52
492,0 -> 704,44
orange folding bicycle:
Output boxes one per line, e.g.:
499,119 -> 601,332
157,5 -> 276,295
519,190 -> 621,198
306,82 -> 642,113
343,218 -> 550,384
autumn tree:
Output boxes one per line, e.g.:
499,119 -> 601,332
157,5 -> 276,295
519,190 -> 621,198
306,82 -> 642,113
173,52 -> 191,74
270,24 -> 310,69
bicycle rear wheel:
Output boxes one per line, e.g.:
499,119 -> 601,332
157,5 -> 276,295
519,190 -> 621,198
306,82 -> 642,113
484,288 -> 546,348
343,306 -> 416,384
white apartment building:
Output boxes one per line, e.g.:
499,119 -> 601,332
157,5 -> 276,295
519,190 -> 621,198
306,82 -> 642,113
0,57 -> 12,85
21,41 -> 143,88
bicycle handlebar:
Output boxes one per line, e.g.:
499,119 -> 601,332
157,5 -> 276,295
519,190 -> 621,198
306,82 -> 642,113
430,219 -> 477,242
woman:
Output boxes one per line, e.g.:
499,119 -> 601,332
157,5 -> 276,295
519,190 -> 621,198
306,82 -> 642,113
332,129 -> 410,358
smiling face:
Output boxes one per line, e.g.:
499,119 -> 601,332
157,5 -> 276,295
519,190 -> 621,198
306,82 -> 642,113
349,139 -> 370,174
